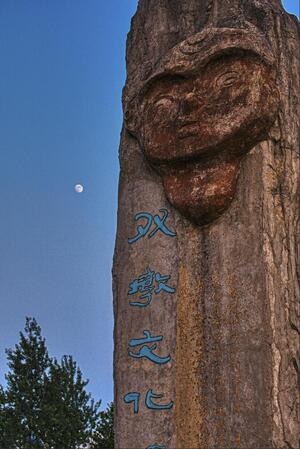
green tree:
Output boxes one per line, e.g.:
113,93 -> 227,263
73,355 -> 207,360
91,402 -> 114,449
4,317 -> 51,448
0,318 -> 112,449
0,385 -> 16,449
41,355 -> 100,449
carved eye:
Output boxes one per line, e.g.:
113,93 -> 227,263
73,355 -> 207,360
215,71 -> 239,89
149,96 -> 179,121
153,96 -> 177,110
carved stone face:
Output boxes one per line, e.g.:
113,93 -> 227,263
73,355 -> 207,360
142,54 -> 275,164
125,28 -> 279,225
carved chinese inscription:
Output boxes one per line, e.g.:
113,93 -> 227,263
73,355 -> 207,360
122,209 -> 176,448
128,330 -> 171,365
128,209 -> 176,243
128,268 -> 175,307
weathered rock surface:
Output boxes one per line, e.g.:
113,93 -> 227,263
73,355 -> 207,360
113,1 -> 300,447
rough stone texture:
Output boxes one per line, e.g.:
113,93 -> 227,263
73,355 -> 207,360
113,1 -> 300,448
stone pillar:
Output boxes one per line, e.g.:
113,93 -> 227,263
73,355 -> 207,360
113,1 -> 300,448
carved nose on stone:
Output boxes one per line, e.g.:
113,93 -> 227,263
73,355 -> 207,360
180,92 -> 202,116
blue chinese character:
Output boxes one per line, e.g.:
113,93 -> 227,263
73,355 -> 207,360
128,268 -> 175,308
128,330 -> 171,365
128,209 -> 176,244
128,267 -> 155,307
123,392 -> 140,413
145,389 -> 174,411
154,272 -> 176,295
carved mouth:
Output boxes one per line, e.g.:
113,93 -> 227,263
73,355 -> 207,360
177,122 -> 199,139
149,139 -> 227,173
178,120 -> 198,128
178,132 -> 198,141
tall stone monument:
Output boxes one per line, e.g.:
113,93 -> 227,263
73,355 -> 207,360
113,1 -> 299,448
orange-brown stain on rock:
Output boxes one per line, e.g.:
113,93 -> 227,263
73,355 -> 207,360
175,264 -> 206,448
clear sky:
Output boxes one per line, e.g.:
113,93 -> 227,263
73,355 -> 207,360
0,0 -> 298,409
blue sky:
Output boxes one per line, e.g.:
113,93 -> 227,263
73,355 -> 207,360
0,0 -> 298,409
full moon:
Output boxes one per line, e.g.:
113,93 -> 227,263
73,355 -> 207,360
74,184 -> 84,193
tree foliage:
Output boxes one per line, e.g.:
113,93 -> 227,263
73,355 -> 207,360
0,318 -> 114,449
91,402 -> 114,449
